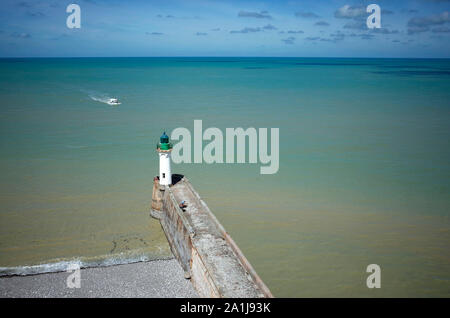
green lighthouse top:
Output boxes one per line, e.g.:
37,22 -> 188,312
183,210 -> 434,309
160,132 -> 169,143
157,131 -> 173,151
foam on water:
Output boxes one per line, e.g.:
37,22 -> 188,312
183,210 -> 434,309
0,249 -> 170,277
89,94 -> 113,105
81,88 -> 118,105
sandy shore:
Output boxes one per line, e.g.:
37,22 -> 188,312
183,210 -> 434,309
0,259 -> 197,298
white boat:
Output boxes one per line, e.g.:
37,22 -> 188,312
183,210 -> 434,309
107,98 -> 121,105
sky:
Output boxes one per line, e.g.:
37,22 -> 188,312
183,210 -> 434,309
0,0 -> 449,58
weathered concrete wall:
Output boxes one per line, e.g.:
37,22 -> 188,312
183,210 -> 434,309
151,175 -> 273,298
190,246 -> 221,297
150,177 -> 164,219
151,177 -> 192,278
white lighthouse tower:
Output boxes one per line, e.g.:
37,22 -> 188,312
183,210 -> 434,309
156,132 -> 172,186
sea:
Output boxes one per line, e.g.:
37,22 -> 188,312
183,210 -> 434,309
0,57 -> 449,297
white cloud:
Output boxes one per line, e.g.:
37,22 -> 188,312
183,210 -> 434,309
334,5 -> 366,19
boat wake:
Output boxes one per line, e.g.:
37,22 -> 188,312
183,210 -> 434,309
89,94 -> 121,106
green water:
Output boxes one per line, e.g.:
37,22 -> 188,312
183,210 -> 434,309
0,58 -> 449,296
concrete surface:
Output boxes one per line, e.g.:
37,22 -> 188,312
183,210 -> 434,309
0,259 -> 198,298
152,175 -> 271,297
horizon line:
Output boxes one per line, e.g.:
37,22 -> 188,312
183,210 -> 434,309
0,56 -> 449,59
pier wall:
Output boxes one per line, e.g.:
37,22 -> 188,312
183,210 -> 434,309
151,175 -> 273,298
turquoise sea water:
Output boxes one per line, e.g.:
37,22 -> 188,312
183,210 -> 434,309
0,58 -> 449,297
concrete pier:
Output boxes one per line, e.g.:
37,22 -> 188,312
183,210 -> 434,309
151,174 -> 273,298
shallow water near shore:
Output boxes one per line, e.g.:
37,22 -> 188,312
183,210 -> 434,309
0,57 -> 449,296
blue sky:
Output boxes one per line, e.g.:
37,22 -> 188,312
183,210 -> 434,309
0,0 -> 449,57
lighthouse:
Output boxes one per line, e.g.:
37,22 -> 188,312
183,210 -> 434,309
157,132 -> 173,186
